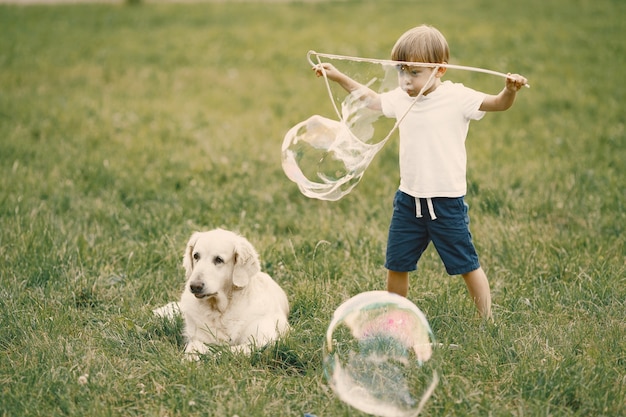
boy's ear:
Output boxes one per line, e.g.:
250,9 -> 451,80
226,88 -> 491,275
436,66 -> 447,78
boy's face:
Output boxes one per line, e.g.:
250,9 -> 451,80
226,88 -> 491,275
396,65 -> 445,97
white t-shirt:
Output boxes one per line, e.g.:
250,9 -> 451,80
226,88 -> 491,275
380,81 -> 486,198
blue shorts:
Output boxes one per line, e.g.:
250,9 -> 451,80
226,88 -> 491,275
384,190 -> 480,275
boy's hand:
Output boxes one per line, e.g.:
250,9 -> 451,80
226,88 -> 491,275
505,73 -> 528,92
480,73 -> 528,111
312,63 -> 342,82
311,62 -> 382,110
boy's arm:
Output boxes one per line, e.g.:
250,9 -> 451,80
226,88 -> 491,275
313,63 -> 382,111
479,73 -> 527,112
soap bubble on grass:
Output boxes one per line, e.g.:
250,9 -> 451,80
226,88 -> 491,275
324,291 -> 440,417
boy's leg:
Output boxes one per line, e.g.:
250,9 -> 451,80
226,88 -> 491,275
385,192 -> 427,298
387,270 -> 409,297
461,267 -> 492,319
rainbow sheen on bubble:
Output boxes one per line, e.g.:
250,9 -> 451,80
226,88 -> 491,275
324,291 -> 439,417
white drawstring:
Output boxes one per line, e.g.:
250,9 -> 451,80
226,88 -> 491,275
426,198 -> 437,220
415,197 -> 437,220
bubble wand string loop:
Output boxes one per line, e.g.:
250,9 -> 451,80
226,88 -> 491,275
284,50 -> 526,201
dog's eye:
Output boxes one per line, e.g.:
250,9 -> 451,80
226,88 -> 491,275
193,252 -> 200,261
213,256 -> 224,265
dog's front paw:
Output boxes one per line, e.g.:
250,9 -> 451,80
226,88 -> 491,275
230,343 -> 254,355
152,302 -> 181,319
184,340 -> 210,361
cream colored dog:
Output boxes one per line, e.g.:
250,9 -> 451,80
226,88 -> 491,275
154,229 -> 289,358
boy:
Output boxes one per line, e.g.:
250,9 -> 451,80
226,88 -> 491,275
313,25 -> 527,319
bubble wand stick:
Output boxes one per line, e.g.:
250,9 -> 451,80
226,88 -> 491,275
307,50 -> 530,87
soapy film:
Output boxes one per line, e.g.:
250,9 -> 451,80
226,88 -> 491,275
324,291 -> 440,417
282,57 -> 399,201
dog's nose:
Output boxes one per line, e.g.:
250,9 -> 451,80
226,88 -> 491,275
189,281 -> 204,294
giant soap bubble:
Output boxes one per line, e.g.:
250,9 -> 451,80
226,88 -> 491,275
282,53 -> 415,201
324,291 -> 440,417
282,114 -> 386,201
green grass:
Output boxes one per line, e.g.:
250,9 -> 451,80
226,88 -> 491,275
0,0 -> 624,416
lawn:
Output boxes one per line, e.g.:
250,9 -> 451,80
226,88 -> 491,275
0,0 -> 624,416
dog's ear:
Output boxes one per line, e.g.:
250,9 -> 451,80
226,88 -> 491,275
232,236 -> 261,288
182,232 -> 201,279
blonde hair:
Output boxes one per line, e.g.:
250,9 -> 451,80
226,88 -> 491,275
391,25 -> 449,64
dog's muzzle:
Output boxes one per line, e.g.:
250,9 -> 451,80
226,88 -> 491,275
189,281 -> 215,299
